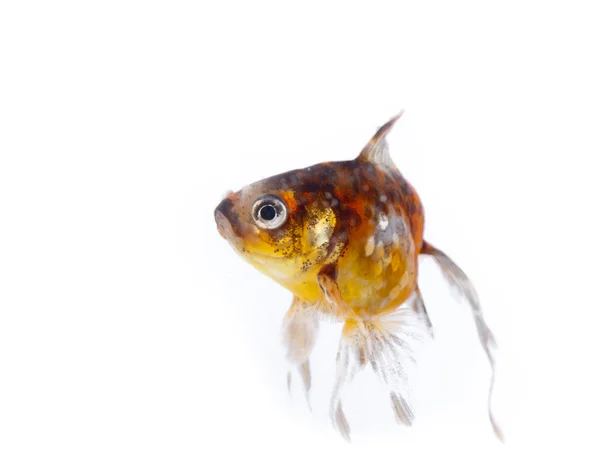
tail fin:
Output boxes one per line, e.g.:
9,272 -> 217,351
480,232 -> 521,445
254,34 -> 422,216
421,241 -> 504,442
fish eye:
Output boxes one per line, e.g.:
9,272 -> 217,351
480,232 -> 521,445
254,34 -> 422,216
259,205 -> 276,221
252,195 -> 288,229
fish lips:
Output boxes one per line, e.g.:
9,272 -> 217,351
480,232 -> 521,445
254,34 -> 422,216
214,197 -> 244,243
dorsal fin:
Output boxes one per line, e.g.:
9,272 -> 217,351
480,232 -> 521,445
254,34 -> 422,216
357,111 -> 404,170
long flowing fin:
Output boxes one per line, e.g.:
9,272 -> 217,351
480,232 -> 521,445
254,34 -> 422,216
282,296 -> 319,408
329,301 -> 430,441
421,241 -> 504,442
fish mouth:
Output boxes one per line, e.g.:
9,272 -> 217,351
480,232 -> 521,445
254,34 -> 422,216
215,209 -> 236,241
214,197 -> 243,239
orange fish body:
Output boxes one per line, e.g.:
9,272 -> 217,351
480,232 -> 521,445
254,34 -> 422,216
214,113 -> 501,441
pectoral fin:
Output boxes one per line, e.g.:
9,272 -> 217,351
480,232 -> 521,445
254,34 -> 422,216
282,296 -> 319,407
316,264 -> 352,320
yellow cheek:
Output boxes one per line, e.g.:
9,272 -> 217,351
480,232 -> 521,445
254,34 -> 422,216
253,262 -> 323,303
301,206 -> 336,254
289,278 -> 323,302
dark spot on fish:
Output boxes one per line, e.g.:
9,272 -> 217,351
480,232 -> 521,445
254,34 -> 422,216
302,182 -> 318,193
319,263 -> 338,281
399,180 -> 410,198
321,166 -> 339,184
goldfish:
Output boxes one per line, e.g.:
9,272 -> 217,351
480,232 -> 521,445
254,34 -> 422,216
214,112 -> 502,441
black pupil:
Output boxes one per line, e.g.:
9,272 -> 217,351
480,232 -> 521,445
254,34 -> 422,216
259,204 -> 277,221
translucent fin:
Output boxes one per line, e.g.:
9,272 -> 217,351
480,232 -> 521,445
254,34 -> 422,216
412,286 -> 433,335
329,305 -> 429,441
421,241 -> 504,442
282,296 -> 319,407
358,111 -> 404,171
298,360 -> 311,404
329,325 -> 364,441
391,392 -> 414,425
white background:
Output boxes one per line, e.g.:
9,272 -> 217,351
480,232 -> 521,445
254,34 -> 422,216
1,1 -> 599,449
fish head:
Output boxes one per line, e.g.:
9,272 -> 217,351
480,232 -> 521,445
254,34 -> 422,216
214,112 -> 406,296
214,168 -> 343,286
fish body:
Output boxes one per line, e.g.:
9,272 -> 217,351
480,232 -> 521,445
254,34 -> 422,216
214,113 -> 502,441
